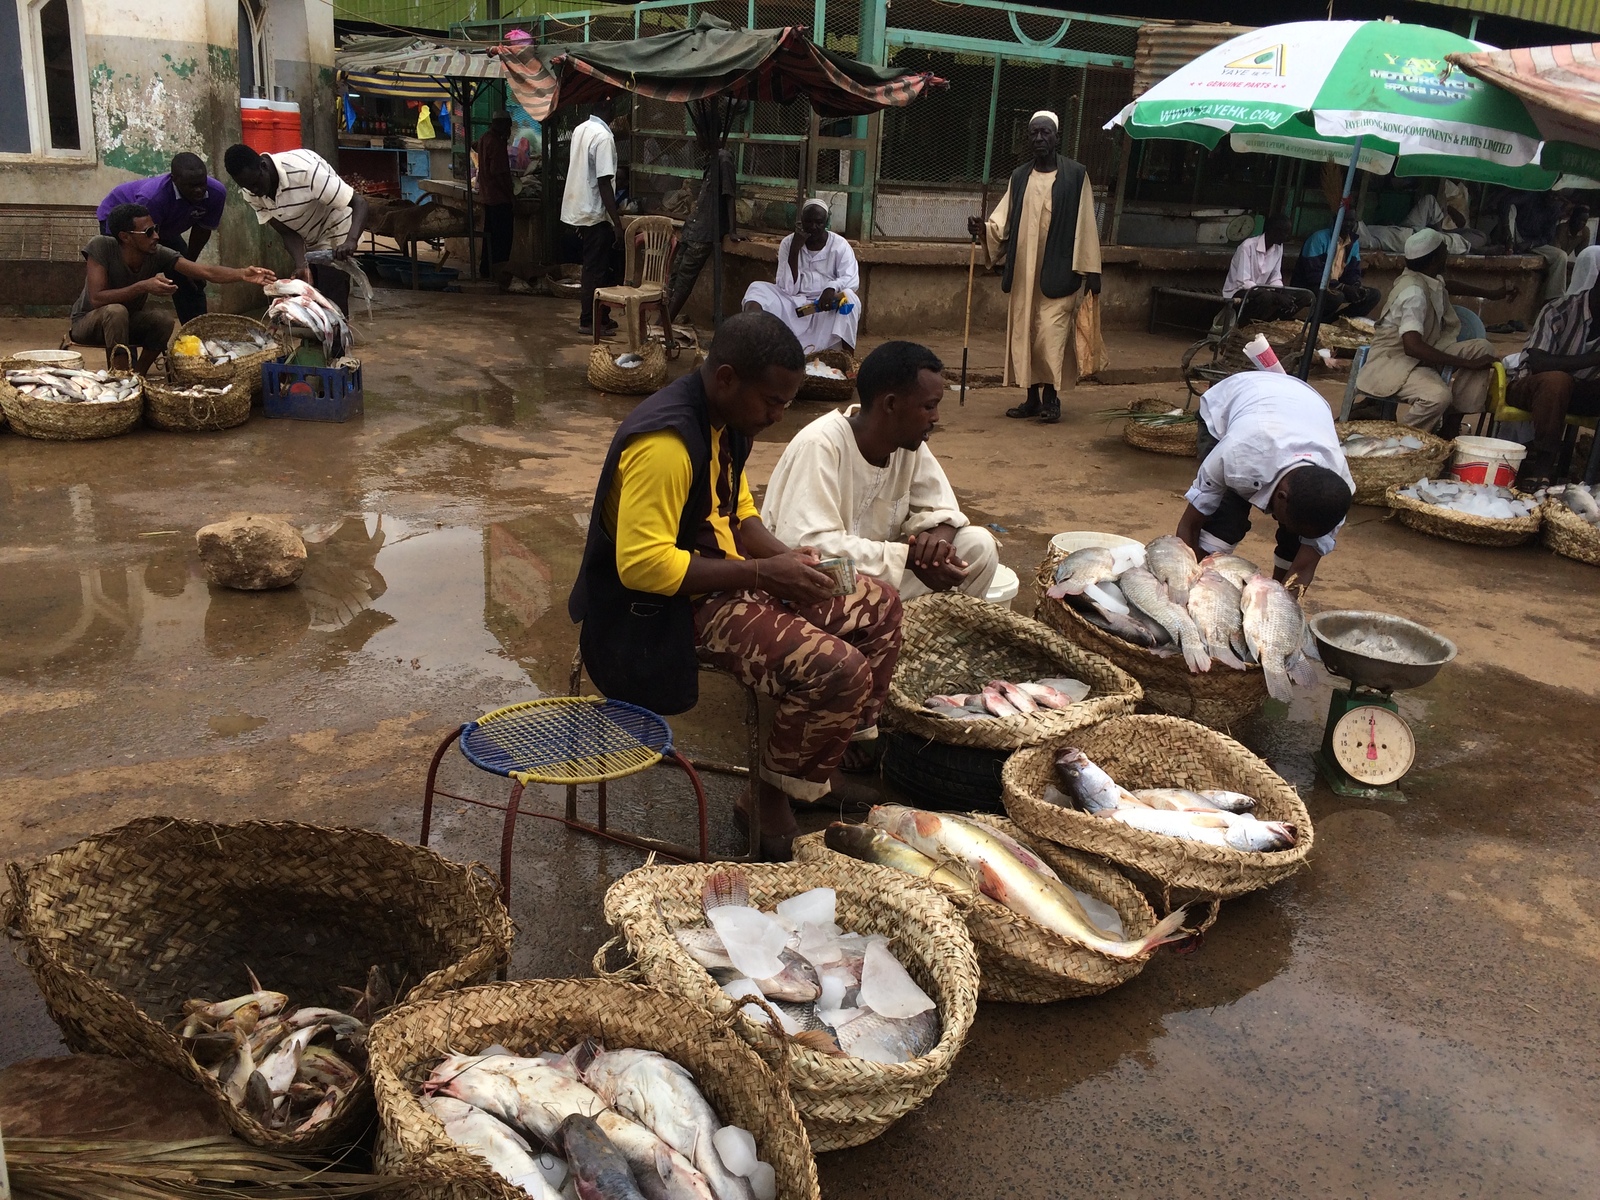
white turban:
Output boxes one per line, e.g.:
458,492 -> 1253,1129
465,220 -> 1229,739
1568,245 -> 1600,295
1031,110 -> 1059,129
1404,228 -> 1444,260
801,197 -> 830,217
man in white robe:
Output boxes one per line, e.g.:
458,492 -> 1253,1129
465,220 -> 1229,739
742,198 -> 861,352
970,110 -> 1102,424
762,340 -> 999,601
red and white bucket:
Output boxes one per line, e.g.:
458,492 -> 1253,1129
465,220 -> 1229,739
1449,435 -> 1527,487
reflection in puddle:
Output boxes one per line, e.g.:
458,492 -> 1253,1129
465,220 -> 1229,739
208,711 -> 269,737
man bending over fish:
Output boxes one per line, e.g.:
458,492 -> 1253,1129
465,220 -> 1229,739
760,340 -> 1000,601
570,313 -> 903,862
1175,372 -> 1354,591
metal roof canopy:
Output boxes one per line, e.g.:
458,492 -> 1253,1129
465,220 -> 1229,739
1413,0 -> 1600,38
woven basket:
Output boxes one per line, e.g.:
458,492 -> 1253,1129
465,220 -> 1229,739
793,815 -> 1160,1004
0,364 -> 143,441
1002,716 -> 1312,904
166,314 -> 286,397
588,339 -> 668,394
1335,420 -> 1452,505
144,376 -> 252,432
1540,497 -> 1600,566
797,349 -> 858,404
1032,548 -> 1269,730
885,592 -> 1142,751
2,816 -> 513,1152
601,861 -> 979,1152
370,980 -> 819,1200
1122,396 -> 1198,457
1384,483 -> 1540,547
1216,325 -> 1304,376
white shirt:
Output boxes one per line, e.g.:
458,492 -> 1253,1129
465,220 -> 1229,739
243,150 -> 354,250
1222,234 -> 1283,298
1185,373 -> 1355,556
561,115 -> 617,227
761,406 -> 967,588
773,230 -> 859,300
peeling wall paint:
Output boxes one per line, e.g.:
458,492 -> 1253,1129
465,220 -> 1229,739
90,59 -> 209,177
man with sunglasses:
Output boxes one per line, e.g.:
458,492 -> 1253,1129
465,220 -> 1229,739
70,203 -> 275,375
95,153 -> 227,324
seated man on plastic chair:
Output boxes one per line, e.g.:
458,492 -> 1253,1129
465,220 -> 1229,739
1503,246 -> 1600,488
1354,229 -> 1514,436
569,312 -> 903,862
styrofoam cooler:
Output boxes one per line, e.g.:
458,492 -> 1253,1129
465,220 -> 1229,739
1449,435 -> 1526,487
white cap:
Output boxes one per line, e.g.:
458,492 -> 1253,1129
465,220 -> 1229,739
1031,110 -> 1059,129
801,197 -> 830,217
1405,228 -> 1444,260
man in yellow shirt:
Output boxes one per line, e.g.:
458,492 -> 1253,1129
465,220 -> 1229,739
571,312 -> 904,860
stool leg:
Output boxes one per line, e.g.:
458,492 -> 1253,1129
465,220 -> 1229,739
420,728 -> 463,847
666,750 -> 709,863
500,781 -> 523,913
598,780 -> 608,832
566,783 -> 578,821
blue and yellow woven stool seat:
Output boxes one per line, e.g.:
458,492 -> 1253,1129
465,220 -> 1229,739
460,697 -> 672,785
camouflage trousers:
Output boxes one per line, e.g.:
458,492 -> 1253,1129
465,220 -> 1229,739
694,576 -> 903,801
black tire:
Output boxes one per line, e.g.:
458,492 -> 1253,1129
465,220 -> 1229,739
881,730 -> 1008,813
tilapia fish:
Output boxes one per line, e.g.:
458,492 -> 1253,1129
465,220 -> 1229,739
1046,547 -> 1118,600
1199,552 -> 1262,589
423,1095 -> 561,1200
1133,788 -> 1256,814
1145,535 -> 1201,604
1562,485 -> 1600,522
824,823 -> 980,895
834,1008 -> 940,1062
1101,805 -> 1297,852
1119,567 -> 1211,672
1240,576 -> 1317,703
867,805 -> 1190,959
563,1113 -> 649,1200
1186,569 -> 1249,670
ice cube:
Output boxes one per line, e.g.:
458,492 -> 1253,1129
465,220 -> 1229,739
776,887 -> 836,930
817,1005 -> 861,1029
713,1125 -> 759,1177
849,1035 -> 907,1064
748,1161 -> 777,1200
707,905 -> 790,980
858,940 -> 935,1018
818,970 -> 847,1012
721,978 -> 763,1001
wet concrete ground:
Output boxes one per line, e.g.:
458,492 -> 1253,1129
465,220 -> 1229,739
3,291 -> 1598,1197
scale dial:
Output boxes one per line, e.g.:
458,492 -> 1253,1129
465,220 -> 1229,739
1331,705 -> 1414,786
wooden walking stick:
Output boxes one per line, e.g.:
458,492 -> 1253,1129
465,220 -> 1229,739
959,231 -> 979,406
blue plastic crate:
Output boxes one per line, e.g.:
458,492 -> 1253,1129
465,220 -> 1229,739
262,360 -> 363,422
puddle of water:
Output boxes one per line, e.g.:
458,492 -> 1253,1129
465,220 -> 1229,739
208,711 -> 268,737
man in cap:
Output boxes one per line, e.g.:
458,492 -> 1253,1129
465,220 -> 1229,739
476,110 -> 516,280
742,198 -> 860,353
968,110 -> 1102,425
95,152 -> 228,324
1354,228 -> 1514,436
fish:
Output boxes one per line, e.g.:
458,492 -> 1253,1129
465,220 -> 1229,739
1073,594 -> 1162,647
298,1086 -> 343,1134
1186,569 -> 1250,670
1196,788 -> 1257,813
1145,535 -> 1201,604
823,823 -> 980,895
284,1006 -> 367,1043
990,679 -> 1037,714
298,1044 -> 361,1090
1118,567 -> 1211,673
1563,486 -> 1600,522
1100,805 -> 1297,852
1240,576 -> 1317,703
1014,681 -> 1079,709
867,806 -> 1189,958
578,1045 -> 756,1200
562,1113 -> 649,1200
423,1095 -> 563,1199
216,1038 -> 257,1106
979,684 -> 1019,717
833,1008 -> 941,1062
242,1070 -> 276,1123
1053,748 -> 1142,814
673,929 -> 820,1003
183,990 -> 289,1023
1132,787 -> 1256,814
257,1025 -> 321,1098
1198,553 -> 1261,589
1046,547 -> 1118,600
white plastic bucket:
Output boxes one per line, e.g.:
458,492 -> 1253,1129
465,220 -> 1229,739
1048,530 -> 1143,556
10,349 -> 82,369
1450,435 -> 1526,487
984,563 -> 1020,609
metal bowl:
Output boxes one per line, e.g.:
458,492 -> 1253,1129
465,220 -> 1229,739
1308,610 -> 1457,692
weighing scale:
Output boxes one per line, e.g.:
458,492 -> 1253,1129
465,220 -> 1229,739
1307,611 -> 1457,801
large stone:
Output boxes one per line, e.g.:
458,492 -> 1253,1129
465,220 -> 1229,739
196,514 -> 307,590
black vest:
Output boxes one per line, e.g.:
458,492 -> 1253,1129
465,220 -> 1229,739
569,370 -> 751,715
1001,154 -> 1088,300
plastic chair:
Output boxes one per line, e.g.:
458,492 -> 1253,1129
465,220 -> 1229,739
1481,361 -> 1600,478
1341,309 -> 1495,422
594,215 -> 677,352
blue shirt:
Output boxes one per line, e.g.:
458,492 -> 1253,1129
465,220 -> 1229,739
96,173 -> 227,238
1301,228 -> 1360,261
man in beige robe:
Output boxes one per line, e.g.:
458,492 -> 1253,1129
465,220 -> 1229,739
969,110 -> 1102,424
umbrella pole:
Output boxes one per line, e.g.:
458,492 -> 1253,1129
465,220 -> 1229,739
959,234 -> 977,406
1296,135 -> 1363,382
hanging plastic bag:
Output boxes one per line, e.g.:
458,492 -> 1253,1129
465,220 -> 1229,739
416,104 -> 435,140
305,248 -> 373,324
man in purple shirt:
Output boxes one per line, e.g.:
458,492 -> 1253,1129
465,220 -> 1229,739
95,152 -> 226,323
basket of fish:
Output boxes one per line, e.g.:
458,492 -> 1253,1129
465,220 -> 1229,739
1002,715 -> 1313,903
1385,478 -> 1541,547
794,810 -> 1181,1005
369,978 -> 819,1200
166,314 -> 286,395
0,361 -> 143,440
144,375 -> 252,432
601,862 -> 979,1152
1540,483 -> 1600,566
796,350 -> 857,404
1033,536 -> 1325,728
588,340 -> 668,395
1336,420 -> 1452,505
1120,397 -> 1198,457
1,816 -> 513,1151
887,591 -> 1141,751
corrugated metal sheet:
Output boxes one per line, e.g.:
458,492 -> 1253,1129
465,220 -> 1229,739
1133,22 -> 1256,98
337,35 -> 506,79
333,0 -> 610,31
1413,0 -> 1600,37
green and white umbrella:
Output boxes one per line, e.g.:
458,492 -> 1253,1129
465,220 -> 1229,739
1109,19 -> 1555,188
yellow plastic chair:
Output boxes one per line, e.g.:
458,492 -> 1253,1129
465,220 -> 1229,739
1482,361 -> 1600,479
593,215 -> 677,352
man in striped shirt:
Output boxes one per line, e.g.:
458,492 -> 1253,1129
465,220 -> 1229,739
224,145 -> 369,317
1505,246 -> 1600,487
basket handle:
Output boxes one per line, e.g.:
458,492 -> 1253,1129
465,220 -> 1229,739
726,993 -> 795,1090
591,935 -> 643,983
465,862 -> 515,962
0,862 -> 24,938
107,342 -> 134,373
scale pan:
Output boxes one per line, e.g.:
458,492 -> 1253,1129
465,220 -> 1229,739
1309,610 -> 1457,692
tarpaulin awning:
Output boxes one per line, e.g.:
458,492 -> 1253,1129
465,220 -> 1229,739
343,72 -> 452,100
1448,43 -> 1600,177
337,35 -> 505,100
496,18 -> 944,122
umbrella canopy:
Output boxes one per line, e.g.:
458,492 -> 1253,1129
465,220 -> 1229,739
496,17 -> 943,122
1448,43 -> 1600,179
1110,20 -> 1554,187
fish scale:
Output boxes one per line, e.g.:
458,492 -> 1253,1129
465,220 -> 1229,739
1119,567 -> 1211,672
1240,576 -> 1316,703
1186,570 -> 1249,671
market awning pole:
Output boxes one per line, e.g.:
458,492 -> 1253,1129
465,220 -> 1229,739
1297,135 -> 1363,381
464,81 -> 478,283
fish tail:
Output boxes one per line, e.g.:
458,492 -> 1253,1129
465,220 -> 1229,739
1132,906 -> 1195,955
1181,630 -> 1212,673
1263,661 -> 1293,703
1045,580 -> 1072,600
701,868 -> 749,912
1287,652 -> 1319,689
1210,643 -> 1248,671
791,1029 -> 845,1056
